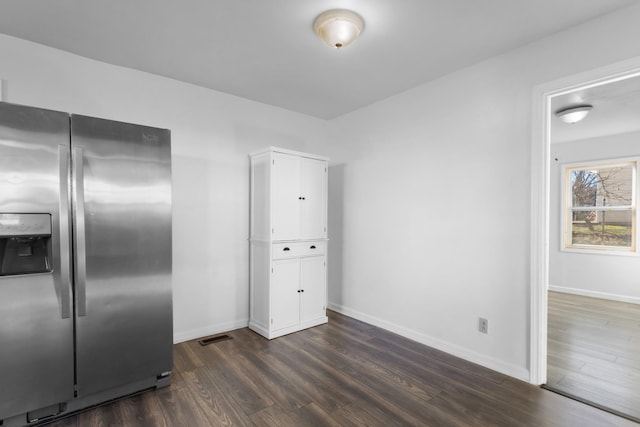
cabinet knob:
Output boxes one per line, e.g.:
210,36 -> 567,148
310,245 -> 316,249
298,196 -> 306,200
300,289 -> 304,293
283,247 -> 290,251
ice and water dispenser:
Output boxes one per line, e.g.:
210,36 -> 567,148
0,213 -> 52,276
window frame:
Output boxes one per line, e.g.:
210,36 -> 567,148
562,158 -> 638,255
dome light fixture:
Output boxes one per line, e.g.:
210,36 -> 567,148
313,9 -> 364,49
555,104 -> 593,124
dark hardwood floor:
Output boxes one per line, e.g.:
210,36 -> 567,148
547,291 -> 640,422
44,310 -> 636,426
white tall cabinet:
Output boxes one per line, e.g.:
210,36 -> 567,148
249,147 -> 329,339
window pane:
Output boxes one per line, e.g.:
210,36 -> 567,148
571,209 -> 633,247
571,164 -> 634,208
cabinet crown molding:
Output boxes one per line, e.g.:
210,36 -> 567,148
250,146 -> 330,162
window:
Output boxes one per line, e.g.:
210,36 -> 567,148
563,160 -> 637,253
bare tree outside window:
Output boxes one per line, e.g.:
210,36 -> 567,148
565,162 -> 636,250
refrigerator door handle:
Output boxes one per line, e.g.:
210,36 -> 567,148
58,145 -> 72,319
73,146 -> 88,317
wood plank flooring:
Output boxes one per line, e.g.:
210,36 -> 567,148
43,310 -> 636,426
546,291 -> 640,422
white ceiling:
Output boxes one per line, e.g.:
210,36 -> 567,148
0,0 -> 637,119
551,74 -> 640,144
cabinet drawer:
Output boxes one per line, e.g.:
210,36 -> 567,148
272,241 -> 325,259
299,241 -> 325,257
272,243 -> 300,259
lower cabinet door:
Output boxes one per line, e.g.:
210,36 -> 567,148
300,256 -> 326,323
272,258 -> 301,330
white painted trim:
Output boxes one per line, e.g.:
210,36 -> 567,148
531,56 -> 640,386
328,302 -> 530,382
173,318 -> 249,344
530,79 -> 550,386
549,285 -> 640,305
250,316 -> 328,339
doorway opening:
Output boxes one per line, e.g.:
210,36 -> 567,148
530,57 -> 640,423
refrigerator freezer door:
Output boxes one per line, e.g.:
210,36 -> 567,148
70,115 -> 173,397
0,103 -> 74,419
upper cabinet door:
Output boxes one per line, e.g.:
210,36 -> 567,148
300,158 -> 327,240
263,149 -> 328,242
272,153 -> 301,241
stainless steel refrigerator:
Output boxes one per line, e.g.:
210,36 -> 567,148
0,102 -> 173,425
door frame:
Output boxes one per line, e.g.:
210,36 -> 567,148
530,56 -> 640,385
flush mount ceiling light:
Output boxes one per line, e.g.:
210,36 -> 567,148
555,104 -> 593,124
313,9 -> 364,49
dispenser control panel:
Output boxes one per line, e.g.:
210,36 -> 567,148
0,213 -> 52,237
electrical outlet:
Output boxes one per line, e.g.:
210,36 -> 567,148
478,317 -> 488,334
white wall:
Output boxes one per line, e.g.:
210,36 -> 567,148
0,34 -> 331,343
325,3 -> 640,380
549,132 -> 640,303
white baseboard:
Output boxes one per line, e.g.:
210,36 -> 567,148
327,302 -> 530,382
548,285 -> 640,305
173,318 -> 249,344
